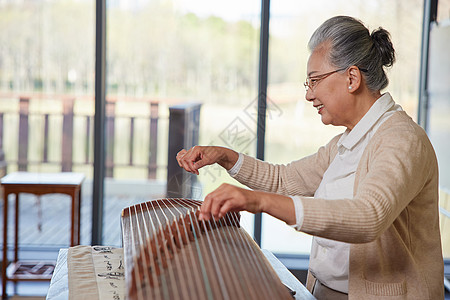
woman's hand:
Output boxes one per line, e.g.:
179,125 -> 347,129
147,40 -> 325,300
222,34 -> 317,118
199,183 -> 296,225
176,146 -> 238,175
199,184 -> 262,220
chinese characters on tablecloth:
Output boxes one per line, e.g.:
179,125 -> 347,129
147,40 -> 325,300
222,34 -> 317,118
92,246 -> 125,300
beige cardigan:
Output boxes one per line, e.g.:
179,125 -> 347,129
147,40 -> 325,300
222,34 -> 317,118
233,111 -> 444,299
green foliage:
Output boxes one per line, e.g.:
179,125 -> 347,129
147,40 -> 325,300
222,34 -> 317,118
0,0 -> 426,108
0,1 -> 261,103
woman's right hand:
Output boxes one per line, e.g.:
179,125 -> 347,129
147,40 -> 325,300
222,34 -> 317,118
176,146 -> 238,175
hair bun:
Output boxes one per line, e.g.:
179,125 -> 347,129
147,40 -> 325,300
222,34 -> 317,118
370,27 -> 396,67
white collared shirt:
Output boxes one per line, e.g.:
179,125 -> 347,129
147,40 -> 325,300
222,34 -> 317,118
302,93 -> 402,293
228,93 -> 402,293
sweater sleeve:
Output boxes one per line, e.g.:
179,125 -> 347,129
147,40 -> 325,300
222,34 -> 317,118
232,134 -> 341,197
299,114 -> 438,243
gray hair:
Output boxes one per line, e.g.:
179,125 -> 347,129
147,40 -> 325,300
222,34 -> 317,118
308,16 -> 395,92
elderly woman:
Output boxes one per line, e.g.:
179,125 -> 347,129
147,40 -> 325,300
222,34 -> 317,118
176,16 -> 444,300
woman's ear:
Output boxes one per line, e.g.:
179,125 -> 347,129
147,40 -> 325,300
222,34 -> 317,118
347,66 -> 362,93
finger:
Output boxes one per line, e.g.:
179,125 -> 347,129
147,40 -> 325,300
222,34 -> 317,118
181,148 -> 202,174
207,186 -> 233,220
210,195 -> 225,220
200,183 -> 240,221
180,158 -> 197,174
218,201 -> 234,219
191,147 -> 220,171
176,148 -> 187,158
203,189 -> 228,221
187,157 -> 200,175
190,148 -> 212,174
192,157 -> 213,173
200,195 -> 214,221
198,211 -> 209,221
177,148 -> 196,173
176,149 -> 187,167
179,150 -> 200,174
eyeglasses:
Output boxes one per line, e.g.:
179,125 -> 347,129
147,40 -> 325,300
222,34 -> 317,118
303,67 -> 347,91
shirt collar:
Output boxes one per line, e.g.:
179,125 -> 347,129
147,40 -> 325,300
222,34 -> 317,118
338,92 -> 395,150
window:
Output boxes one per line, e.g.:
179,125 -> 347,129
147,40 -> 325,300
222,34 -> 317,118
0,0 -> 95,247
264,0 -> 424,254
429,0 -> 450,259
103,0 -> 261,243
2,0 -> 446,260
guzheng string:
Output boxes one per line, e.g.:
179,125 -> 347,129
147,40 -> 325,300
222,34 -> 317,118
162,199 -> 210,299
178,199 -> 251,298
178,200 -> 246,291
142,200 -> 212,299
135,204 -> 154,300
138,202 -> 168,300
134,204 -> 161,300
181,198 -> 276,299
175,199 -> 229,299
128,206 -> 145,300
147,200 -> 181,299
122,198 -> 291,300
176,198 -> 230,299
184,199 -> 273,295
154,199 -> 195,300
142,202 -> 167,300
213,204 -> 279,299
177,200 -> 215,299
188,201 -> 247,297
181,199 -> 248,299
141,202 -> 164,300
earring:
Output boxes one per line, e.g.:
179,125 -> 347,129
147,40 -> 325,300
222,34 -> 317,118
348,86 -> 352,90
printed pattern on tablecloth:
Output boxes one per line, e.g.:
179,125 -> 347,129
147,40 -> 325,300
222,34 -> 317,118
91,246 -> 125,300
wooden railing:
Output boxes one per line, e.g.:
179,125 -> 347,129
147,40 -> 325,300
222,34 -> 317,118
0,95 -> 160,179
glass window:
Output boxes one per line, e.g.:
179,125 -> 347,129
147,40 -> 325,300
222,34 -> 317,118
264,0 -> 425,254
429,0 -> 450,259
103,0 -> 261,244
437,0 -> 450,23
0,1 -> 95,246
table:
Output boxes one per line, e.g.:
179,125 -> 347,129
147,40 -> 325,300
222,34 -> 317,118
46,248 -> 316,300
262,250 -> 316,300
1,172 -> 85,300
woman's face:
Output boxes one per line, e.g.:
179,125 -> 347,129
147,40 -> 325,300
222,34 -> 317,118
305,45 -> 357,129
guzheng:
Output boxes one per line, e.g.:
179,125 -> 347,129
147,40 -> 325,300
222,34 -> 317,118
121,198 -> 293,300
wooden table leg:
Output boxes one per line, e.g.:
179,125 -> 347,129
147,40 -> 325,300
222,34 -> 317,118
70,190 -> 75,247
2,192 -> 9,300
69,187 -> 82,246
77,187 -> 81,244
14,193 -> 19,264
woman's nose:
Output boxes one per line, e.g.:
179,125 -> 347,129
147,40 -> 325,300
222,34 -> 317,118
305,88 -> 315,102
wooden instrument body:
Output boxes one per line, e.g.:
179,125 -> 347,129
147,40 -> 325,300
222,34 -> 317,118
121,198 -> 292,300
